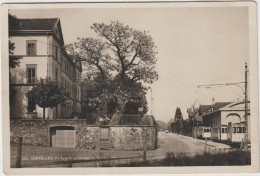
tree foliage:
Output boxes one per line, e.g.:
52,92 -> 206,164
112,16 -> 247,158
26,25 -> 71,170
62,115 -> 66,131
25,78 -> 69,119
171,107 -> 184,134
9,40 -> 22,69
67,21 -> 158,121
156,120 -> 167,131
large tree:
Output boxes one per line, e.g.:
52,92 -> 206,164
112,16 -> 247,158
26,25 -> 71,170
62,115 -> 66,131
66,21 -> 158,119
26,78 -> 69,119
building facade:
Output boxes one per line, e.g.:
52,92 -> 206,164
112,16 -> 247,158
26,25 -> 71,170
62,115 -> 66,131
9,15 -> 82,119
201,101 -> 251,140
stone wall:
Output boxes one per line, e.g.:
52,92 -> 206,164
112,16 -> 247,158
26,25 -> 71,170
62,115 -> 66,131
10,119 -> 157,150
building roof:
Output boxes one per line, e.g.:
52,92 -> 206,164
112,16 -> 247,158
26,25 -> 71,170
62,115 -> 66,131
212,102 -> 232,110
9,16 -> 59,31
198,102 -> 232,116
198,105 -> 212,115
220,100 -> 250,111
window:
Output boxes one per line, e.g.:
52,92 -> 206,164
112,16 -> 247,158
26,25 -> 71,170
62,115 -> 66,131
26,65 -> 37,84
222,128 -> 227,133
233,127 -> 237,133
237,127 -> 243,133
100,128 -> 110,141
54,46 -> 58,59
26,40 -> 37,55
204,128 -> 210,132
28,98 -> 36,113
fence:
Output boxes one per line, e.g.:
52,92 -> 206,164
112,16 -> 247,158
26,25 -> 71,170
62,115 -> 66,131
82,113 -> 155,126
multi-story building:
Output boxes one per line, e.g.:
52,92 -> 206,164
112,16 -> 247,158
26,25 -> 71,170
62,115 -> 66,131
9,14 -> 82,119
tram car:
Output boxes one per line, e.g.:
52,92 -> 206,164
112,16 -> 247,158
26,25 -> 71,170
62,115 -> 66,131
211,125 -> 228,142
227,122 -> 245,144
197,126 -> 211,139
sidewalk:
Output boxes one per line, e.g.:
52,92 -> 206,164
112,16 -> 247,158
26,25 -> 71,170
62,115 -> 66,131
173,133 -> 231,149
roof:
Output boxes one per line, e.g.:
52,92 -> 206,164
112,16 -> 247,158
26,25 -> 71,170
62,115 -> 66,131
198,102 -> 232,115
201,102 -> 235,118
198,105 -> 212,115
220,100 -> 250,111
9,17 -> 59,31
212,102 -> 232,110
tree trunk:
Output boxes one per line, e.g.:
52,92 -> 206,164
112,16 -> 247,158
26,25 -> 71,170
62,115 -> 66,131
111,98 -> 127,124
43,107 -> 45,120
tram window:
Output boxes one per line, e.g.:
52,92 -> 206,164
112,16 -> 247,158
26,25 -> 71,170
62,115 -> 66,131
204,129 -> 210,132
232,127 -> 237,133
237,127 -> 242,133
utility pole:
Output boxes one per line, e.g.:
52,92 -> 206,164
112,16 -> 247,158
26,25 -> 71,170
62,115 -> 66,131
244,62 -> 248,150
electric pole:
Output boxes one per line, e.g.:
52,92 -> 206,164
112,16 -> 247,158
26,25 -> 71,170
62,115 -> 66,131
244,62 -> 248,150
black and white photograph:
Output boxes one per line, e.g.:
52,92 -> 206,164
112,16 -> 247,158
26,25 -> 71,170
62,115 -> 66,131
1,1 -> 259,175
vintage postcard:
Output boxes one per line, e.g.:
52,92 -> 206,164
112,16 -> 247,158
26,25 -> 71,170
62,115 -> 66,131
1,1 -> 259,175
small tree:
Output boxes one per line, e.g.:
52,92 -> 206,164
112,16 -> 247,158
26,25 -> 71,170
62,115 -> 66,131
26,78 -> 69,119
9,40 -> 22,105
9,40 -> 22,69
174,107 -> 183,134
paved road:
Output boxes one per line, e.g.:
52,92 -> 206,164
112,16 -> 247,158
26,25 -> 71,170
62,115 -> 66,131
154,132 -> 231,157
11,132 -> 231,167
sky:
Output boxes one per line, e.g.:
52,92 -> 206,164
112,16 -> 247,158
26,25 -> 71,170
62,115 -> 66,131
9,5 -> 249,123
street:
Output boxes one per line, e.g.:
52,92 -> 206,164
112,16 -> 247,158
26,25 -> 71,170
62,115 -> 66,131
155,132 -> 231,156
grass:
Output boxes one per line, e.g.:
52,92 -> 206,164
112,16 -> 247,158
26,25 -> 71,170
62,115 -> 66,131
117,150 -> 251,167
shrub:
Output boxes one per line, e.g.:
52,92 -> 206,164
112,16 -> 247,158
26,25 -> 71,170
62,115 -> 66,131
117,150 -> 251,167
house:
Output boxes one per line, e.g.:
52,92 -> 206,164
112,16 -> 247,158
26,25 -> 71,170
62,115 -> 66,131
201,101 -> 250,140
194,102 -> 231,126
9,14 -> 82,119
